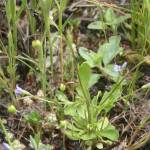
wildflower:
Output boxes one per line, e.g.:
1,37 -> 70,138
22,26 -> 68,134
15,85 -> 24,96
15,85 -> 31,96
2,142 -> 10,150
114,64 -> 122,72
37,90 -> 44,97
114,62 -> 127,72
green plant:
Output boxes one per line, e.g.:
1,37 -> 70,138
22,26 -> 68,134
32,40 -> 47,96
79,36 -> 126,82
0,119 -> 25,150
88,7 -> 130,34
40,0 -> 54,80
5,0 -> 17,89
58,63 -> 122,149
131,0 -> 150,55
30,133 -> 52,150
55,0 -> 68,81
0,119 -> 13,149
6,0 -> 18,90
28,0 -> 37,34
25,111 -> 41,126
0,66 -> 15,101
125,0 -> 150,102
4,0 -> 28,103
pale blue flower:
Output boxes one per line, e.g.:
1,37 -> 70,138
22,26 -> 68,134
114,62 -> 127,72
15,85 -> 25,96
114,64 -> 122,72
15,85 -> 31,96
2,142 -> 10,150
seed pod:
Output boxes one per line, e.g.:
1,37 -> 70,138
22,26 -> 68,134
7,105 -> 17,113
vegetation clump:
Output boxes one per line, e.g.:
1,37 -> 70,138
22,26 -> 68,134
0,0 -> 150,149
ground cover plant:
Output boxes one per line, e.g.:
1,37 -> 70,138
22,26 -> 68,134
0,0 -> 150,149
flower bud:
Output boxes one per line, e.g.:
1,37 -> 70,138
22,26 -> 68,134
7,105 -> 17,113
32,40 -> 42,49
59,83 -> 66,92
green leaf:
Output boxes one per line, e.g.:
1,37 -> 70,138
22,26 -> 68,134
65,130 -> 80,140
112,15 -> 130,25
105,8 -> 116,25
88,21 -> 106,30
39,144 -> 52,150
78,63 -> 91,100
88,74 -> 100,88
56,91 -> 69,104
66,101 -> 88,128
141,83 -> 150,89
64,101 -> 86,119
99,83 -> 122,113
25,111 -> 41,125
63,122 -> 83,140
105,8 -> 130,25
80,131 -> 97,140
79,47 -> 96,67
100,124 -> 119,141
105,8 -> 130,26
78,63 -> 90,88
99,36 -> 121,66
76,86 -> 84,98
102,64 -> 121,82
97,117 -> 109,130
30,135 -> 38,150
79,47 -> 92,61
60,0 -> 68,12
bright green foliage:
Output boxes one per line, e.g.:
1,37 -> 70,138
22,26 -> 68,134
1,0 -> 148,149
88,8 -> 130,32
100,36 -> 122,66
98,84 -> 122,113
25,111 -> 41,125
79,36 -> 124,82
131,0 -> 150,55
88,21 -> 106,30
30,134 -> 52,150
58,63 -> 121,148
5,0 -> 17,89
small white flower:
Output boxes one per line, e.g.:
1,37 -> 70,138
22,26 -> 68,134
114,62 -> 127,72
49,11 -> 53,20
114,64 -> 122,72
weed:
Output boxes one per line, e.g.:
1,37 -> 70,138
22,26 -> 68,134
88,7 -> 130,35
6,0 -> 17,89
131,0 -> 150,55
58,63 -> 122,149
79,36 -> 126,82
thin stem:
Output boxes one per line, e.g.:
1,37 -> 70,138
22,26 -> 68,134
59,11 -> 64,82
